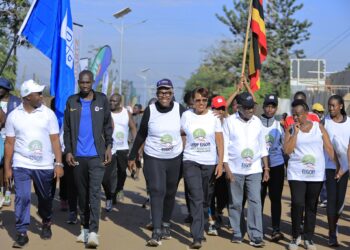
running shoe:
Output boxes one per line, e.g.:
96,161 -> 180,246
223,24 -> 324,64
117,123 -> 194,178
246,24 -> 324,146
328,235 -> 339,247
87,232 -> 99,248
207,224 -> 218,236
319,200 -> 327,208
40,222 -> 52,240
161,223 -> 172,240
76,229 -> 89,243
13,233 -> 29,248
231,235 -> 243,243
3,191 -> 11,206
105,199 -> 113,212
304,240 -> 317,250
288,236 -> 301,250
190,240 -> 202,249
147,229 -> 162,246
249,238 -> 265,247
67,211 -> 78,224
116,191 -> 124,201
271,230 -> 284,242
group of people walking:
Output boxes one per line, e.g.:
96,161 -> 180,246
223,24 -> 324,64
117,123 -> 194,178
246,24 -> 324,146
0,72 -> 349,250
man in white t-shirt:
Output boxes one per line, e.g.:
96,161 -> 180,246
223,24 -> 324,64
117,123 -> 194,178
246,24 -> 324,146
4,80 -> 63,248
223,92 -> 269,247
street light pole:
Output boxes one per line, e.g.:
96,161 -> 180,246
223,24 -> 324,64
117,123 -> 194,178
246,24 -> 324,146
119,19 -> 124,94
113,7 -> 132,95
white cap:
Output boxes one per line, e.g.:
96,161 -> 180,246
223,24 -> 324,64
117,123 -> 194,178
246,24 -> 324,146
20,79 -> 45,97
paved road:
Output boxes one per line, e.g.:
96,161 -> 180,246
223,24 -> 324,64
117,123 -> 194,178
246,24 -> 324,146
1,173 -> 350,250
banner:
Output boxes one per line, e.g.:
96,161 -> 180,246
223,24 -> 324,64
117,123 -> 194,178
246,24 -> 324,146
89,45 -> 112,90
101,71 -> 109,95
19,0 -> 75,126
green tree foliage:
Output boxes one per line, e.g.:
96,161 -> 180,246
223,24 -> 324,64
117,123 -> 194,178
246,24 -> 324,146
186,0 -> 311,99
0,0 -> 30,83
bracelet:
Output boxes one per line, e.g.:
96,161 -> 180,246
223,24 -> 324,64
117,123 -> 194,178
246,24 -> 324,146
54,162 -> 64,167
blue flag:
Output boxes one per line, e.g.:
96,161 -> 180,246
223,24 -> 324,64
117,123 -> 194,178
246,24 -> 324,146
19,0 -> 75,127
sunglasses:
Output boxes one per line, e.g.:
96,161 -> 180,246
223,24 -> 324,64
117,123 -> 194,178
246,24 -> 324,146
194,98 -> 208,103
157,91 -> 173,97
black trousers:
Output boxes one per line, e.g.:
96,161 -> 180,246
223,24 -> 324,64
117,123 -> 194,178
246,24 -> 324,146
115,150 -> 129,192
74,157 -> 105,233
261,165 -> 285,230
289,180 -> 323,240
210,172 -> 228,216
183,160 -> 215,241
102,154 -> 118,200
326,169 -> 349,216
143,153 -> 181,230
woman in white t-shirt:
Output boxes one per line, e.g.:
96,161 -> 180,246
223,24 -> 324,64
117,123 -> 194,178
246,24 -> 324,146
284,99 -> 335,250
181,87 -> 223,249
323,95 -> 350,247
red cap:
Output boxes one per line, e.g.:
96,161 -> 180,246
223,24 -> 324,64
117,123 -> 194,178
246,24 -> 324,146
211,96 -> 227,109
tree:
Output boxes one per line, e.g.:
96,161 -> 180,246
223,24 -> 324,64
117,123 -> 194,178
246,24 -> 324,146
0,0 -> 30,83
345,63 -> 350,71
214,0 -> 311,97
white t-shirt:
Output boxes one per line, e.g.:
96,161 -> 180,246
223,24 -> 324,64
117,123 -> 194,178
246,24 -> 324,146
111,108 -> 130,153
324,115 -> 350,172
144,102 -> 182,159
5,104 -> 59,169
223,113 -> 268,175
181,109 -> 222,165
262,119 -> 285,167
287,122 -> 325,181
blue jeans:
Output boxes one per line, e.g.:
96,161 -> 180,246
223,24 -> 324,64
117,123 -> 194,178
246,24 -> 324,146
13,167 -> 54,233
227,173 -> 263,240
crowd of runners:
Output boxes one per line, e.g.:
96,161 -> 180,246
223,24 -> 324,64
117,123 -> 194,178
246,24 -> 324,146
0,71 -> 349,250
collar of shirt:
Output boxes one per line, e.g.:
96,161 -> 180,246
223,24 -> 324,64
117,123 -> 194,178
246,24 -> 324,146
17,103 -> 44,113
235,112 -> 255,124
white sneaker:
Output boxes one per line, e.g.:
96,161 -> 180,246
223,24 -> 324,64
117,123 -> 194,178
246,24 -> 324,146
288,236 -> 301,250
76,229 -> 89,243
87,232 -> 99,248
0,196 -> 4,208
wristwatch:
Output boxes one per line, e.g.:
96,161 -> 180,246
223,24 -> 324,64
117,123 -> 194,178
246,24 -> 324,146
54,162 -> 64,167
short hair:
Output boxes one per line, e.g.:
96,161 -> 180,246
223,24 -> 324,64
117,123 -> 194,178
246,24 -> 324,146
183,91 -> 192,106
110,93 -> 121,100
329,94 -> 347,116
134,103 -> 142,109
291,99 -> 309,111
79,70 -> 94,80
191,87 -> 209,99
293,91 -> 307,100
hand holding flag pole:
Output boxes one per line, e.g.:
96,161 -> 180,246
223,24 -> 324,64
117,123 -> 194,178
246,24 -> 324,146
240,0 -> 254,89
241,0 -> 267,94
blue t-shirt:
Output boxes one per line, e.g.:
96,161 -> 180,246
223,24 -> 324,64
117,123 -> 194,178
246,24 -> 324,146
76,99 -> 98,157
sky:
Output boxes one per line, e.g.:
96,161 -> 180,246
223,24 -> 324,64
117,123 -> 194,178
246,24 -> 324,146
16,0 -> 350,104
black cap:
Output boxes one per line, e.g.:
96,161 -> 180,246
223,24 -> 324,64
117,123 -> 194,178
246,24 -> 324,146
237,92 -> 256,108
0,77 -> 13,91
156,78 -> 173,89
263,94 -> 278,106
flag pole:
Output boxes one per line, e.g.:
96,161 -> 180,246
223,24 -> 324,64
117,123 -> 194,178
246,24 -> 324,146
0,35 -> 19,76
0,0 -> 38,77
240,0 -> 254,81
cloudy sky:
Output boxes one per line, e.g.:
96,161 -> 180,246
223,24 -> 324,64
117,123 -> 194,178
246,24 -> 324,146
16,0 -> 350,103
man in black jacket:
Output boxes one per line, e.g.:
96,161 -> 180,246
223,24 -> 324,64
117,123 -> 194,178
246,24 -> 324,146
64,70 -> 113,248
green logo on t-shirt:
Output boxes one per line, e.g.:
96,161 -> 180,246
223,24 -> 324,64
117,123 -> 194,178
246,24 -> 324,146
302,155 -> 316,169
115,132 -> 124,141
241,148 -> 254,165
28,140 -> 43,162
160,134 -> 174,151
193,128 -> 206,142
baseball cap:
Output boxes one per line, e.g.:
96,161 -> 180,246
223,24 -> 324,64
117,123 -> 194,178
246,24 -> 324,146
156,78 -> 173,89
237,92 -> 256,108
20,79 -> 45,97
312,103 -> 324,112
211,96 -> 227,109
0,77 -> 13,90
263,94 -> 278,106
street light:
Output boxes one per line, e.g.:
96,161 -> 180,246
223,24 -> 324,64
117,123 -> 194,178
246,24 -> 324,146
113,7 -> 132,95
98,12 -> 147,95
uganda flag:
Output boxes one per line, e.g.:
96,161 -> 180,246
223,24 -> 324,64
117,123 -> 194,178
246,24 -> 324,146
249,0 -> 267,92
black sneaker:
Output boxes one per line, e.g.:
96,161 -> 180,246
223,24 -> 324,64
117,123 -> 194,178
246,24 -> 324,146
13,233 -> 29,248
328,235 -> 339,247
161,224 -> 172,240
190,240 -> 202,249
231,235 -> 243,243
271,230 -> 284,242
147,229 -> 162,246
40,223 -> 52,240
249,238 -> 265,247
